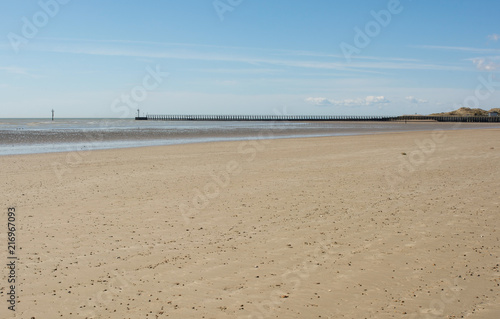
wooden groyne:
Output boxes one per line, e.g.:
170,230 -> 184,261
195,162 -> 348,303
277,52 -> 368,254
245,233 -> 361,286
395,115 -> 500,122
143,115 -> 390,121
136,115 -> 500,122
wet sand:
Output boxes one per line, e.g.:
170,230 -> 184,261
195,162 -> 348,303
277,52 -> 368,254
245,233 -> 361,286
2,121 -> 500,146
1,129 -> 499,318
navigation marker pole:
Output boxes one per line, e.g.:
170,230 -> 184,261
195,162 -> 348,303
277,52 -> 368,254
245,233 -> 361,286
52,109 -> 54,121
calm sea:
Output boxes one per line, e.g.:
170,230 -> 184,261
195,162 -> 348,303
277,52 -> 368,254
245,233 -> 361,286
0,118 -> 498,156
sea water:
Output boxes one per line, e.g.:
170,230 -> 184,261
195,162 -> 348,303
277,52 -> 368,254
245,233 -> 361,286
0,118 -> 498,156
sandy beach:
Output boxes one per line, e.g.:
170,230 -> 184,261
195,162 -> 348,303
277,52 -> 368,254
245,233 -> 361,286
1,128 -> 499,318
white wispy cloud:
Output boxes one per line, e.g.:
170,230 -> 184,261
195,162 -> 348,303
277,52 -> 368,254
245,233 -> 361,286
414,44 -> 500,71
411,45 -> 500,54
40,37 -> 420,63
405,96 -> 428,104
306,96 -> 390,107
472,57 -> 500,71
192,68 -> 283,75
24,38 -> 465,73
305,97 -> 334,106
284,51 -> 421,63
488,34 -> 500,41
0,66 -> 40,78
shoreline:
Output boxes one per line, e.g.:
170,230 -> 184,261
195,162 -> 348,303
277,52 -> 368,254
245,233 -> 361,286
1,121 -> 500,156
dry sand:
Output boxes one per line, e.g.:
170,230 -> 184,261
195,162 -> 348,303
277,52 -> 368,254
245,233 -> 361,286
1,129 -> 499,319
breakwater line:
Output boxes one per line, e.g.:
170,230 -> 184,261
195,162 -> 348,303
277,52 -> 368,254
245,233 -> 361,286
138,115 -> 500,122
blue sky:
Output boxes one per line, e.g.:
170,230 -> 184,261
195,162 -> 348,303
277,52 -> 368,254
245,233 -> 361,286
1,0 -> 500,118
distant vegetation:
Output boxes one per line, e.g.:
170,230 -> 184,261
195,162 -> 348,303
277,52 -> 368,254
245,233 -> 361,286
429,107 -> 500,116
